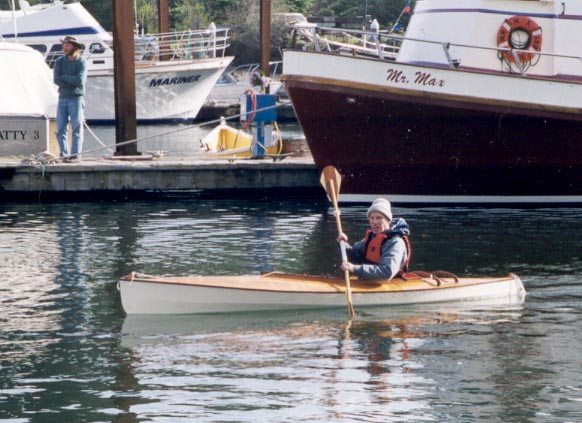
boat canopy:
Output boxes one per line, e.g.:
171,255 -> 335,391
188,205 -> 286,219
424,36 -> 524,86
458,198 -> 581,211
0,42 -> 57,117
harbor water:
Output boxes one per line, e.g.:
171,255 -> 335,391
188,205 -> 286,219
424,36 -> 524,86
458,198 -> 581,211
1,199 -> 581,423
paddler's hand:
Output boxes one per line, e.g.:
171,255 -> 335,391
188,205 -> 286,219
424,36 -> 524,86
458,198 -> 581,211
341,262 -> 355,273
337,232 -> 348,243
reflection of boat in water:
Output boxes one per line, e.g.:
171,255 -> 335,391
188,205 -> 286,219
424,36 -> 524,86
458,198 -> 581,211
282,0 -> 582,203
118,271 -> 525,314
121,299 -> 524,348
0,0 -> 233,123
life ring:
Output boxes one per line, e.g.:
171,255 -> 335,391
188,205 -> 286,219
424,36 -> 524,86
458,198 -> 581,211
496,15 -> 542,64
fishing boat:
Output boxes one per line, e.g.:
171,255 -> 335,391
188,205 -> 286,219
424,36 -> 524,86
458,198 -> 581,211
118,271 -> 526,315
0,0 -> 233,123
282,0 -> 582,204
200,117 -> 283,158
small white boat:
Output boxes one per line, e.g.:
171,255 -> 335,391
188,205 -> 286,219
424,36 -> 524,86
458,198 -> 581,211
0,0 -> 233,123
118,271 -> 526,315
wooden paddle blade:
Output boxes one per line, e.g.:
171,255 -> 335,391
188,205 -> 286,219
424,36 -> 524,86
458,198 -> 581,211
320,165 -> 341,199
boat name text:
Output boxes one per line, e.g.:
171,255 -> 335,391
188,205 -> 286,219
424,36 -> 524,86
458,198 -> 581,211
386,68 -> 445,87
149,74 -> 201,87
0,130 -> 34,141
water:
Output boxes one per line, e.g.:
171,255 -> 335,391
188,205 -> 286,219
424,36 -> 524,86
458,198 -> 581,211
1,200 -> 581,423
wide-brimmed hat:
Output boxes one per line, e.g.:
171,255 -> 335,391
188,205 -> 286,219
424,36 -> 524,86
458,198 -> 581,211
61,36 -> 83,49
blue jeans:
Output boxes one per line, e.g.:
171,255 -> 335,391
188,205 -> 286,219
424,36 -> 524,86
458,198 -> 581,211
57,97 -> 85,157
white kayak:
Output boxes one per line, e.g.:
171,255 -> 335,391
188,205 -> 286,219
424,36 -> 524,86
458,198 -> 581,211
118,271 -> 526,315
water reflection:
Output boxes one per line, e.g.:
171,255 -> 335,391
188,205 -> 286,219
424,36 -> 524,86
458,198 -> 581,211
1,202 -> 582,422
119,305 -> 525,422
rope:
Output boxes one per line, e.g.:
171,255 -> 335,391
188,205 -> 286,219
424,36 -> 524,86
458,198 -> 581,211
20,151 -> 60,166
78,102 -> 282,158
19,102 -> 284,167
273,121 -> 283,154
84,121 -> 114,153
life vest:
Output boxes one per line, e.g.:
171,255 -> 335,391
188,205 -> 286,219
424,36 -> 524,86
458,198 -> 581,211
363,229 -> 412,273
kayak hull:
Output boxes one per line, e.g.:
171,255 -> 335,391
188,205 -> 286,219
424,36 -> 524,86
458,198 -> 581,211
118,272 -> 526,315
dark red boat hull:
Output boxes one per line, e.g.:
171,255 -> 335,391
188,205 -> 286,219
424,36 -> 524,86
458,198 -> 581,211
285,79 -> 582,199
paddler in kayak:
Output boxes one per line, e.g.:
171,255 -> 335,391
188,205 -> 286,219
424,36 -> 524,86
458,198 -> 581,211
337,198 -> 411,281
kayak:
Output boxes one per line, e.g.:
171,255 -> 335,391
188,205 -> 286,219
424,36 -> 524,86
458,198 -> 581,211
118,271 -> 526,315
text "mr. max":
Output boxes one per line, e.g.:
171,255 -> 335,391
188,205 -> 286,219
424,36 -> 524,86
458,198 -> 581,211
386,68 -> 446,87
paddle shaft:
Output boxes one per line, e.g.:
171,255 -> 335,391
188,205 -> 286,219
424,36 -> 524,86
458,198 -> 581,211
325,176 -> 355,319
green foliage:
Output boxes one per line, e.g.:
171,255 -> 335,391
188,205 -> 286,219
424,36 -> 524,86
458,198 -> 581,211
76,0 -> 411,32
70,0 -> 411,64
281,0 -> 314,12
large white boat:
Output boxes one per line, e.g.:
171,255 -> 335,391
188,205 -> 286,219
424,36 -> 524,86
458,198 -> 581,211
0,42 -> 57,157
282,1 -> 582,204
0,0 -> 233,123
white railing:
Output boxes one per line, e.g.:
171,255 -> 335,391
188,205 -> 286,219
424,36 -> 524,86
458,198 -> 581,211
290,23 -> 582,78
291,23 -> 401,60
45,27 -> 230,68
133,27 -> 230,62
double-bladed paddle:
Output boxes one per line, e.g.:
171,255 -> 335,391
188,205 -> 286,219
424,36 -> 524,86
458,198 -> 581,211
320,165 -> 355,319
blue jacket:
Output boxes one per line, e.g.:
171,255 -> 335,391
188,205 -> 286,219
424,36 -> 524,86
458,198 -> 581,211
54,55 -> 87,98
346,218 -> 410,280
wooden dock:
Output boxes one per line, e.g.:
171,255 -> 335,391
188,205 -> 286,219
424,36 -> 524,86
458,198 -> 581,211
0,156 -> 321,200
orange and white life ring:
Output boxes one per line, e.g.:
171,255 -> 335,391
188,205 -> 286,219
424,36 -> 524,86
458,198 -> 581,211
496,15 -> 542,64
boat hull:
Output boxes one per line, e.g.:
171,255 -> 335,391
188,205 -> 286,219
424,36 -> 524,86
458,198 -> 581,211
282,50 -> 582,203
118,272 -> 526,314
86,57 -> 232,124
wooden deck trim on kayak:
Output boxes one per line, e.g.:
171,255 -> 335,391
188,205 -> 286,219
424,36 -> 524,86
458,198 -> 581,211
120,272 -> 519,295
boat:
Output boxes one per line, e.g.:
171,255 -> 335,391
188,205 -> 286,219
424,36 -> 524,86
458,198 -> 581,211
204,62 -> 284,106
0,0 -> 233,123
118,271 -> 526,314
281,1 -> 582,204
200,117 -> 283,158
0,42 -> 58,157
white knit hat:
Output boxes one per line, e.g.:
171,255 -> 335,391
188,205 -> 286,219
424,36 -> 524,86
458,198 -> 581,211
366,198 -> 392,221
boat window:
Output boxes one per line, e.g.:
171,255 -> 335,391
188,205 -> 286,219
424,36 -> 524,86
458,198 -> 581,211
27,44 -> 47,54
89,43 -> 106,54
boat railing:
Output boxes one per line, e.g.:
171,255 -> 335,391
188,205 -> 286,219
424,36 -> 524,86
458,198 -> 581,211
229,61 -> 283,81
42,27 -> 230,68
133,26 -> 230,62
290,23 -> 401,60
290,23 -> 582,78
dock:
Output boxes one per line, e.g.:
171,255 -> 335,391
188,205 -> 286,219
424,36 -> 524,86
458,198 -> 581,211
0,156 -> 321,200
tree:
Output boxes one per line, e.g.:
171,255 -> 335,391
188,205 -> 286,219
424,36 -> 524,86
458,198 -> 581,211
31,0 -> 410,64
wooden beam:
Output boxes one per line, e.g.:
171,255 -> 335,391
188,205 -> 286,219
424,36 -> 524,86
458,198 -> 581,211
260,0 -> 271,93
112,0 -> 139,156
158,0 -> 170,61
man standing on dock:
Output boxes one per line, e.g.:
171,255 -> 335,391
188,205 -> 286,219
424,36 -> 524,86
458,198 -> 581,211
54,36 -> 87,162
